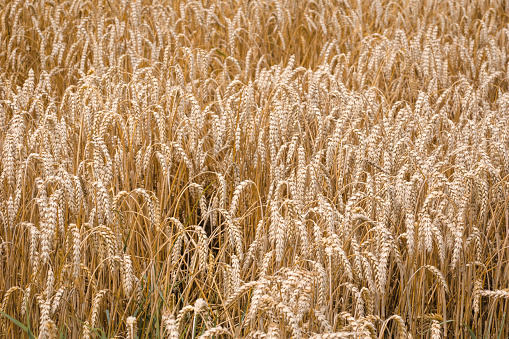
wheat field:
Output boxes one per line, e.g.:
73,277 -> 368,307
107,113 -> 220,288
1,0 -> 509,338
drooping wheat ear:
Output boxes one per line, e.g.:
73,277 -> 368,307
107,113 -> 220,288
95,180 -> 112,225
134,276 -> 143,305
84,289 -> 109,338
324,236 -> 354,281
246,277 -> 271,326
113,190 -> 129,211
45,265 -> 55,299
198,325 -> 232,338
80,263 -> 97,295
39,319 -> 57,339
220,209 -> 244,260
431,218 -> 445,266
70,223 -> 81,279
430,320 -> 442,339
96,225 -> 119,273
275,301 -> 301,339
405,183 -> 415,258
247,330 -> 269,339
28,223 -> 40,280
243,219 -> 265,270
362,317 -> 378,338
176,305 -> 195,331
314,307 -> 333,333
122,253 -> 134,296
126,316 -> 138,339
6,197 -> 16,231
187,183 -> 208,222
37,295 -> 52,339
262,320 -> 278,339
51,285 -> 66,316
478,289 -> 509,299
162,310 -> 178,339
21,286 -> 31,317
257,128 -> 267,168
360,254 -> 376,294
268,193 -> 279,251
194,225 -> 209,274
216,172 -> 228,210
171,140 -> 195,179
132,188 -> 157,229
73,175 -> 85,210
336,311 -> 360,331
274,186 -> 288,264
451,183 -> 471,270
465,226 -> 482,263
296,284 -> 313,323
310,260 -> 328,308
360,288 -> 374,316
230,254 -> 241,297
41,189 -> 62,265
152,194 -> 162,232
472,278 -> 483,316
229,180 -> 254,217
194,298 -> 212,329
169,217 -> 185,266
423,265 -> 449,294
309,332 -> 364,339
211,196 -> 219,230
259,250 -> 274,278
1,286 -> 21,331
376,226 -> 392,295
225,280 -> 259,307
386,314 -> 409,339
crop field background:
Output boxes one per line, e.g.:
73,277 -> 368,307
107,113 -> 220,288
1,0 -> 509,338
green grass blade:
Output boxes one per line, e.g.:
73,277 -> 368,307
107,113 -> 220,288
497,313 -> 506,339
462,322 -> 477,339
0,310 -> 35,339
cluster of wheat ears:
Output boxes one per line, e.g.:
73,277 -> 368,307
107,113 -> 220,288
1,0 -> 509,338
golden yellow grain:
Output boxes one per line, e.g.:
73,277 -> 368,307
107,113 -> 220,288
1,0 -> 509,338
